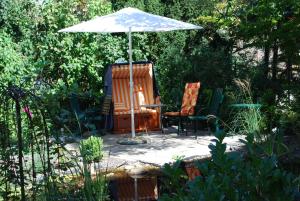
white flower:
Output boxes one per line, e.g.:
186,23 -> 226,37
272,127 -> 278,133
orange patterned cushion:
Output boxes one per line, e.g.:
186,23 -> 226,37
180,82 -> 200,115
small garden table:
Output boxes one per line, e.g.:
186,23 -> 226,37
140,104 -> 165,133
229,103 -> 262,109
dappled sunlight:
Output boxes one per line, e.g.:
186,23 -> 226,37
98,128 -> 245,166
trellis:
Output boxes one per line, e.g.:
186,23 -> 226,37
0,85 -> 52,201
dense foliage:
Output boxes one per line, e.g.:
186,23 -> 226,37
160,131 -> 300,201
0,0 -> 299,120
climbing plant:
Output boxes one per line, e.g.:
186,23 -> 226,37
0,85 -> 52,200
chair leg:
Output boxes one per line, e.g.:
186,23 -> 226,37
144,114 -> 148,134
160,113 -> 164,134
178,117 -> 188,136
178,116 -> 183,135
185,127 -> 188,136
185,118 -> 188,136
104,115 -> 108,133
215,118 -> 220,132
206,121 -> 211,134
162,116 -> 169,132
177,116 -> 180,135
193,120 -> 198,139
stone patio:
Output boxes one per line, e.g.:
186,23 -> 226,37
65,128 -> 246,172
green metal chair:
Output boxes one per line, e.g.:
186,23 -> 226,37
188,88 -> 224,135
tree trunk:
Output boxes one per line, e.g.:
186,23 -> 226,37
286,58 -> 292,83
264,46 -> 270,79
271,41 -> 278,81
286,58 -> 292,104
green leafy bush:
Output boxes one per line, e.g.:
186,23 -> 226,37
160,131 -> 300,201
79,136 -> 108,201
80,136 -> 104,163
0,31 -> 31,85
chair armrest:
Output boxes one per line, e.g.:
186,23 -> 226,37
194,107 -> 208,115
162,104 -> 181,113
155,96 -> 161,104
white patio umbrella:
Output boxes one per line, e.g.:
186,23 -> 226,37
59,7 -> 202,138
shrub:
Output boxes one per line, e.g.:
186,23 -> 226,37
80,136 -> 104,163
160,130 -> 300,201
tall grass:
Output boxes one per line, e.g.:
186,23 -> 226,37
229,79 -> 290,157
230,79 -> 264,141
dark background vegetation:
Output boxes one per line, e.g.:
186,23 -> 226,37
1,0 -> 299,133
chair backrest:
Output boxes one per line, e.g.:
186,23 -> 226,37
112,63 -> 154,112
208,88 -> 224,116
196,88 -> 213,113
180,82 -> 201,115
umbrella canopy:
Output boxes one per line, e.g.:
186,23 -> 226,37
59,7 -> 202,138
58,7 -> 201,33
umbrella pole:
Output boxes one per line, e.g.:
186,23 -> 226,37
129,27 -> 136,138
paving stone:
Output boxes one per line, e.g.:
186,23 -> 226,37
63,129 -> 246,172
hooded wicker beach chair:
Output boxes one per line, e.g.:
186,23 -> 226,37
104,61 -> 161,134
